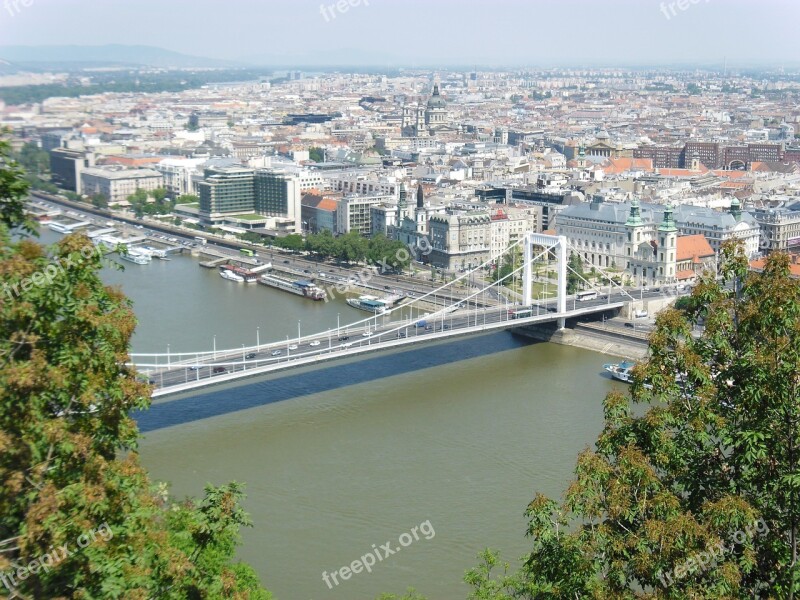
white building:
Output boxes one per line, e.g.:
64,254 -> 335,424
80,167 -> 164,205
155,158 -> 206,198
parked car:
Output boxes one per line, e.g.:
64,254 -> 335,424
624,322 -> 635,329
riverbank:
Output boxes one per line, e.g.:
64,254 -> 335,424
515,320 -> 650,361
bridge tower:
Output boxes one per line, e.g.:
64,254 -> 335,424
522,233 -> 568,329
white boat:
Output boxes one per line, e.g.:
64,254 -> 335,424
346,295 -> 388,314
603,361 -> 636,383
119,250 -> 151,265
220,270 -> 245,283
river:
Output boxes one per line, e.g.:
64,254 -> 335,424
41,229 -> 624,599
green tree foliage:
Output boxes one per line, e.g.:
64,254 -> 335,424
0,135 -> 271,598
492,246 -> 522,287
567,251 -> 584,294
0,137 -> 36,233
128,188 -> 173,218
308,147 -> 325,162
90,193 -> 108,209
467,241 -> 800,597
274,233 -> 304,253
175,194 -> 199,204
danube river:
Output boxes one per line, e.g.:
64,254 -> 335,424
42,230 -> 624,599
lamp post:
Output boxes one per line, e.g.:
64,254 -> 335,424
298,320 -> 301,344
167,344 -> 170,368
337,313 -> 340,337
213,335 -> 217,359
256,326 -> 260,351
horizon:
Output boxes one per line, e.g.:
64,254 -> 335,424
0,0 -> 797,68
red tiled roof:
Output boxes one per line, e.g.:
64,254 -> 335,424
677,235 -> 714,262
676,269 -> 696,280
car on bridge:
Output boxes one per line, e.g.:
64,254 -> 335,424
310,340 -> 321,346
245,352 -> 257,359
271,350 -> 282,356
213,367 -> 227,374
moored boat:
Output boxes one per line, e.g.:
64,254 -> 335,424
220,269 -> 245,283
603,360 -> 636,383
346,295 -> 388,314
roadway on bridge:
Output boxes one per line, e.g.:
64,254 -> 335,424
141,294 -> 641,396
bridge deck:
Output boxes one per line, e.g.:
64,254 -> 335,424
144,302 -> 624,398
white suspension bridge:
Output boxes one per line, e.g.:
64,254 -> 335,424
131,233 -> 640,398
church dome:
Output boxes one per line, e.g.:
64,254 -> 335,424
427,84 -> 447,109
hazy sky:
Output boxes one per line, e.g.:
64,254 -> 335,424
0,0 -> 797,66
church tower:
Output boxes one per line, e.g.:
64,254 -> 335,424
415,184 -> 426,233
658,203 -> 678,283
397,183 -> 408,223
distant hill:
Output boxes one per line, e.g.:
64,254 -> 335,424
0,45 -> 244,69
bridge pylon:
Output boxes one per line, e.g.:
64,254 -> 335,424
522,233 -> 568,329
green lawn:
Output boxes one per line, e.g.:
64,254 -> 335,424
231,214 -> 267,221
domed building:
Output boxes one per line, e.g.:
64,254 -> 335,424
401,82 -> 457,137
424,84 -> 448,129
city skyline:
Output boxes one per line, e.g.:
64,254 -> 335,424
0,0 -> 798,68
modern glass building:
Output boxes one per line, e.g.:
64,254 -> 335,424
198,167 -> 255,219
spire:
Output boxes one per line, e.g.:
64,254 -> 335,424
729,197 -> 742,220
398,183 -> 407,209
626,198 -> 643,226
416,184 -> 424,209
659,203 -> 677,232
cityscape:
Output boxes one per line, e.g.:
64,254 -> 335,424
1,1 -> 800,598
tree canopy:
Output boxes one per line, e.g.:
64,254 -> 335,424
467,240 -> 800,598
0,135 -> 271,598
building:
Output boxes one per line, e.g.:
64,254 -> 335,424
335,194 -> 392,236
80,167 -> 163,204
753,202 -> 800,253
254,169 -> 302,232
489,207 -> 540,260
675,235 -> 716,283
198,166 -> 255,221
634,141 -> 785,170
428,213 -> 491,271
301,193 -> 338,234
155,158 -> 206,197
370,203 -> 399,237
554,197 -> 760,284
50,148 -> 95,193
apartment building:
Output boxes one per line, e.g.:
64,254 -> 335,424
80,166 -> 164,204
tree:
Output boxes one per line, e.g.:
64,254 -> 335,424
0,133 -> 271,598
0,135 -> 35,233
276,234 -> 304,253
308,147 -> 325,163
468,241 -> 800,597
566,251 -> 584,294
335,231 -> 368,264
90,193 -> 108,209
175,194 -> 199,204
